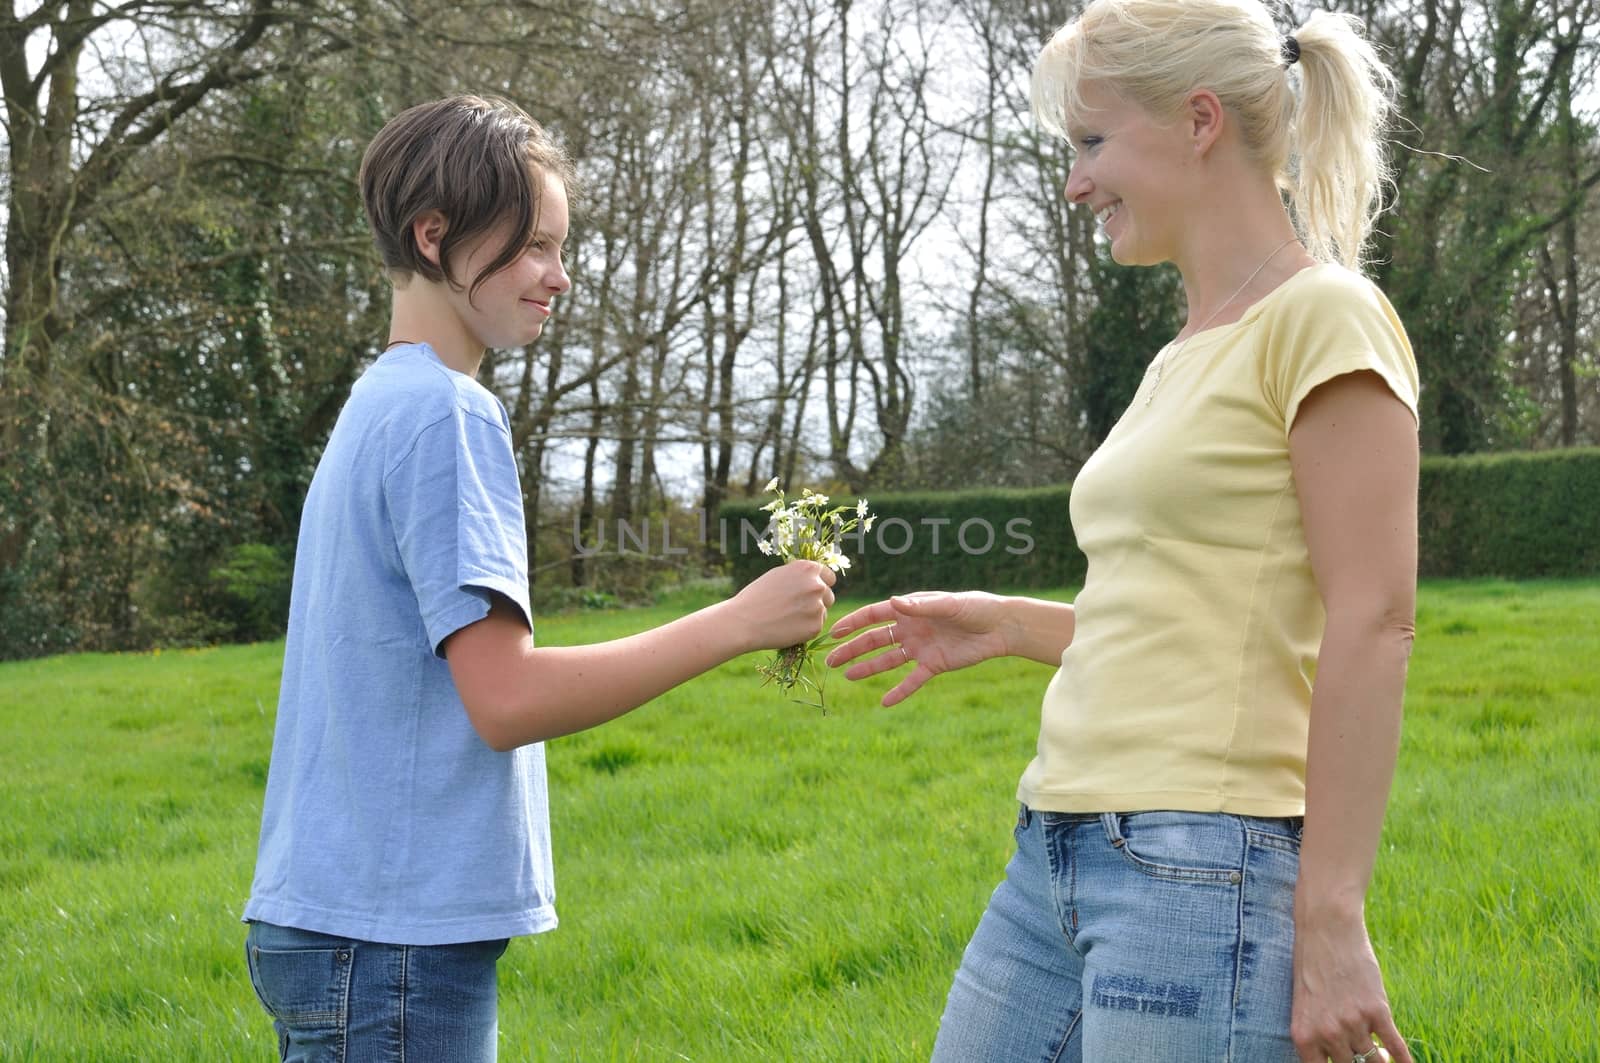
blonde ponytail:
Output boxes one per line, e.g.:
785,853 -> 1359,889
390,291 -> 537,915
1031,0 -> 1397,271
1287,11 -> 1396,269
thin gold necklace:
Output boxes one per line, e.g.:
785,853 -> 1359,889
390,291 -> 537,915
1144,236 -> 1298,406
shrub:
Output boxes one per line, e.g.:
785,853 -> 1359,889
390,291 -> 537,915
1418,448 -> 1600,578
722,486 -> 1083,595
723,448 -> 1600,594
210,543 -> 293,642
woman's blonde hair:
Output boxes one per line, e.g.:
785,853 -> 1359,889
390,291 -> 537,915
1030,0 -> 1395,270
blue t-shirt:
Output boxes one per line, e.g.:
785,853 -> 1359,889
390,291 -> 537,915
244,343 -> 557,945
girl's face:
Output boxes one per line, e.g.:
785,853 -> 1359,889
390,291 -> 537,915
1062,81 -> 1191,266
443,172 -> 572,352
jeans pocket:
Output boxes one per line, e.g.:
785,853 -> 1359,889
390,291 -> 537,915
1244,817 -> 1303,854
246,941 -> 353,1029
1104,811 -> 1244,884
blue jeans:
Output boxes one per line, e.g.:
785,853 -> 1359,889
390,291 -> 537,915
244,921 -> 509,1062
932,806 -> 1302,1063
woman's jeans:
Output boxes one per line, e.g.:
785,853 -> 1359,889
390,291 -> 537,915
245,921 -> 509,1062
931,806 -> 1302,1063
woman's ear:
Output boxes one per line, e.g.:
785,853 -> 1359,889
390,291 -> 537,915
411,210 -> 448,269
1186,89 -> 1225,156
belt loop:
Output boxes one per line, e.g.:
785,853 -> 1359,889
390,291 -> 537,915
1100,812 -> 1125,847
1017,803 -> 1031,829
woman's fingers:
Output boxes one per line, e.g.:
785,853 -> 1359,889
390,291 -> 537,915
830,591 -> 967,640
890,591 -> 960,616
1338,1006 -> 1406,1063
828,599 -> 898,639
1373,1016 -> 1410,1063
827,624 -> 887,667
881,664 -> 933,707
1304,1019 -> 1405,1063
841,646 -> 912,682
828,621 -> 907,672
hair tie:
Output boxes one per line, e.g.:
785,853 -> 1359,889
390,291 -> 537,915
1281,34 -> 1301,66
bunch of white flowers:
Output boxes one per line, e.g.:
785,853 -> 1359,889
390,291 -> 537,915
754,478 -> 874,709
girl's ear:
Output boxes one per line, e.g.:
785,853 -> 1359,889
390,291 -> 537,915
1186,89 -> 1225,156
411,210 -> 448,268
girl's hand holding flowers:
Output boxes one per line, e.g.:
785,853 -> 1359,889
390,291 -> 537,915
726,559 -> 837,656
752,479 -> 873,709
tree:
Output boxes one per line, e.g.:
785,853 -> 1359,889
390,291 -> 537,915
0,2 -> 382,655
1361,0 -> 1600,451
783,0 -> 962,490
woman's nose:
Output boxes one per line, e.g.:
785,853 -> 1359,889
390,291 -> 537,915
1064,161 -> 1092,205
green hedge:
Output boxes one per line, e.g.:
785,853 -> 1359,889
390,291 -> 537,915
722,486 -> 1082,595
1418,448 -> 1600,579
723,449 -> 1600,594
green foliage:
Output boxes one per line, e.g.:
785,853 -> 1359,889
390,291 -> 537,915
0,381 -> 214,660
1419,448 -> 1600,578
553,503 -> 719,603
0,78 -> 386,660
724,486 -> 1083,595
1367,3 -> 1592,457
209,544 -> 293,643
0,428 -> 78,661
1079,258 -> 1183,445
581,590 -> 619,610
728,449 -> 1600,594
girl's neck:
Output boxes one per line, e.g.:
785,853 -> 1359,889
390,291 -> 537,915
387,282 -> 485,377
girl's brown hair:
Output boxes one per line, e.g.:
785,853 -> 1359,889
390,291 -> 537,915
359,95 -> 576,300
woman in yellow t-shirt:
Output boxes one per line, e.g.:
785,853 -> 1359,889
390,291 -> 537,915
828,3 -> 1418,1061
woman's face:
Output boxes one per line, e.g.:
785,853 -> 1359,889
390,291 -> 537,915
1061,81 -> 1192,266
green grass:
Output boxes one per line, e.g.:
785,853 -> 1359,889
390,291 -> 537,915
2,581 -> 1598,1061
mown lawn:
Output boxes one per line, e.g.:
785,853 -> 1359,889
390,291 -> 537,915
1,581 -> 1597,1061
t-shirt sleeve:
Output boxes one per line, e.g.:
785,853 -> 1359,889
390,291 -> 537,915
384,405 -> 533,656
1265,271 -> 1420,431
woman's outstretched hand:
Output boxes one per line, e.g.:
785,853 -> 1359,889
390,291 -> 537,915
824,591 -> 1012,706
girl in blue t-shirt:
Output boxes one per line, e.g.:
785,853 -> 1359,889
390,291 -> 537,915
243,95 -> 837,1061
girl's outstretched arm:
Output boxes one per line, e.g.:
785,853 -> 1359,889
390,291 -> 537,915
445,560 -> 835,749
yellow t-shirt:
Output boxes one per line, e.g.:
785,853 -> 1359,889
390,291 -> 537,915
1017,263 -> 1419,817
